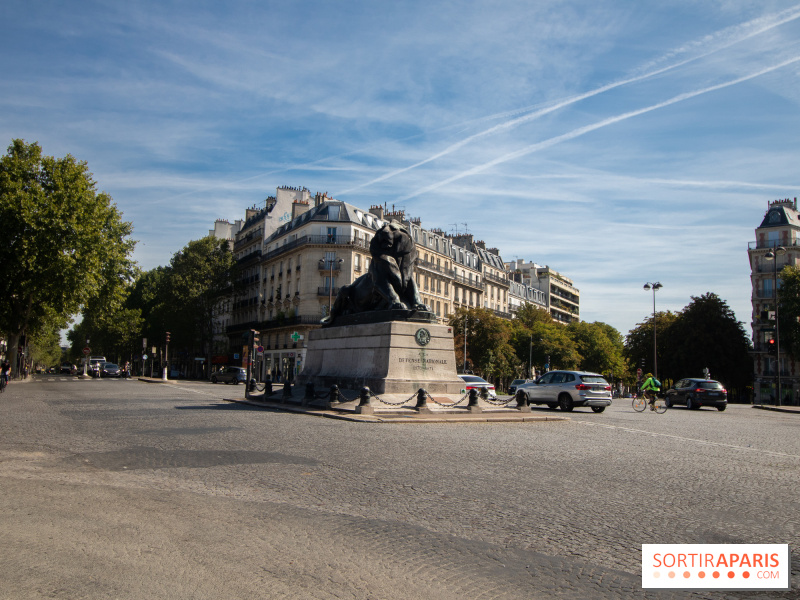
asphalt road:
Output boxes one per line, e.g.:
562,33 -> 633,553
0,375 -> 798,599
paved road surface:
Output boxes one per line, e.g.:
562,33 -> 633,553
0,376 -> 797,599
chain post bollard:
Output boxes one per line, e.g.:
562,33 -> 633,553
282,379 -> 292,402
356,386 -> 374,414
302,382 -> 315,407
516,389 -> 531,412
467,388 -> 482,413
415,388 -> 433,414
322,384 -> 339,410
265,381 -> 273,397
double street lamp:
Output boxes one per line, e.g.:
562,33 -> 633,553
643,282 -> 663,379
765,246 -> 786,406
322,255 -> 343,314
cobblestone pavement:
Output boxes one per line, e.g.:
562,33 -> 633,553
1,375 -> 798,599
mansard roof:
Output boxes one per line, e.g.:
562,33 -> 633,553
758,199 -> 800,229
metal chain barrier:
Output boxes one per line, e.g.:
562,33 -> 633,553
425,390 -> 470,407
480,393 -> 517,406
371,390 -> 418,406
335,388 -> 360,403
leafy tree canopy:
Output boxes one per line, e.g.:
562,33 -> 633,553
0,139 -> 135,374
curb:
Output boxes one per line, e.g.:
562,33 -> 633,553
752,404 -> 800,415
222,396 -> 570,424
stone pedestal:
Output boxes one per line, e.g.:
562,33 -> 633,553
296,320 -> 463,395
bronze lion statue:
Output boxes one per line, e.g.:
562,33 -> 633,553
322,222 -> 429,324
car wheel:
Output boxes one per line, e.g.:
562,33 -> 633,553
591,406 -> 606,413
717,404 -> 727,412
211,376 -> 217,384
559,393 -> 574,412
686,397 -> 696,410
665,397 -> 673,408
234,380 -> 239,384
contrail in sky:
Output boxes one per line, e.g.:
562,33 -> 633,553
398,55 -> 800,201
338,3 -> 800,196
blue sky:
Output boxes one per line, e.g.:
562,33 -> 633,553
3,1 -> 800,338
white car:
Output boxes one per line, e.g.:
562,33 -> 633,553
457,374 -> 497,398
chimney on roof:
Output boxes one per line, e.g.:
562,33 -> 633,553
292,198 -> 310,220
369,205 -> 384,219
449,233 -> 473,249
475,240 -> 486,250
488,247 -> 499,256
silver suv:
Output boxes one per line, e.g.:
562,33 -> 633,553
515,370 -> 612,412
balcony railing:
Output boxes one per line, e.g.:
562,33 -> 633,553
317,287 -> 340,297
263,235 -> 369,262
483,271 -> 509,287
237,249 -> 262,264
226,314 -> 322,334
453,273 -> 484,291
748,240 -> 800,250
416,259 -> 454,277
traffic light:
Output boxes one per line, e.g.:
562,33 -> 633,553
166,331 -> 171,343
767,338 -> 777,355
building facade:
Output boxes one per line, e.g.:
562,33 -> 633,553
220,190 -> 583,380
748,198 -> 800,405
506,259 -> 580,323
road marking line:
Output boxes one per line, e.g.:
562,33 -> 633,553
575,420 -> 800,459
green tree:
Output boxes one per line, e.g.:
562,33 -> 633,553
624,310 -> 678,381
667,293 -> 752,396
27,324 -> 63,370
449,307 -> 520,383
566,321 -> 627,380
0,139 -> 135,375
625,294 -> 752,399
776,265 -> 800,360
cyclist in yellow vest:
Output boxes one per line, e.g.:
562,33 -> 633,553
640,373 -> 661,411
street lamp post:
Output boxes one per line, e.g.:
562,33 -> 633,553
528,333 -> 533,379
323,256 -> 343,314
643,282 -> 663,379
765,247 -> 786,406
463,314 -> 468,373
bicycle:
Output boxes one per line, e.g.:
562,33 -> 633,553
632,391 -> 667,414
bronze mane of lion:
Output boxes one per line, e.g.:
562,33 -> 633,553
322,222 -> 429,324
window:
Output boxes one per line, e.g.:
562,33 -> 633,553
327,227 -> 337,243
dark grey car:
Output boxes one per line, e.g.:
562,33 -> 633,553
211,366 -> 247,384
99,362 -> 121,378
665,378 -> 727,411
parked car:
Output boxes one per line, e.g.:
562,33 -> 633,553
515,370 -> 613,412
457,374 -> 497,398
99,362 -> 121,378
665,378 -> 727,411
508,379 -> 532,395
60,363 -> 77,375
211,366 -> 247,384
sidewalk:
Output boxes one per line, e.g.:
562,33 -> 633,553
752,403 -> 800,414
222,386 -> 570,424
